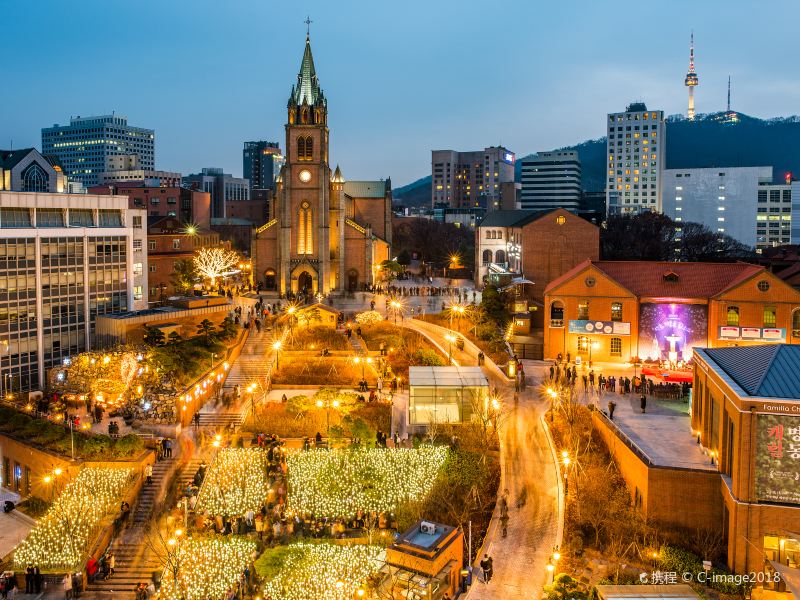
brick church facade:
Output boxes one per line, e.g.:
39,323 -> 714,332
252,34 -> 392,296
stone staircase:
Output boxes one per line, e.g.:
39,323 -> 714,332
196,329 -> 274,428
132,457 -> 174,527
84,539 -> 161,598
177,457 -> 206,492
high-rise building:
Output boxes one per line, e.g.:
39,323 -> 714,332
756,179 -> 793,251
183,168 -> 250,219
606,103 -> 665,215
663,166 -> 771,249
41,115 -> 155,187
243,141 -> 284,191
89,183 -> 212,229
431,147 -> 515,209
0,191 -> 147,392
519,151 -> 582,211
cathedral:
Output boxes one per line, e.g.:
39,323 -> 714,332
252,33 -> 392,296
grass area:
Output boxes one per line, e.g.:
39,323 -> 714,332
15,496 -> 50,519
242,401 -> 391,442
0,406 -> 144,460
286,325 -> 350,350
271,358 -> 362,386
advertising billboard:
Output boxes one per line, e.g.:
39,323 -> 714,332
755,414 -> 800,505
718,326 -> 786,342
568,320 -> 631,336
638,303 -> 708,362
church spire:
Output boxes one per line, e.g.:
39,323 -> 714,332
289,30 -> 325,108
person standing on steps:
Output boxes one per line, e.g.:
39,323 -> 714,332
144,463 -> 153,485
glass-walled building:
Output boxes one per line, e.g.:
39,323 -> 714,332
408,366 -> 489,428
0,192 -> 147,392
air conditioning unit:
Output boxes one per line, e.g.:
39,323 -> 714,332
420,521 -> 437,535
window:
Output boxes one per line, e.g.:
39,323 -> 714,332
577,302 -> 589,320
726,306 -> 739,326
611,302 -> 623,322
0,207 -> 32,228
133,239 -> 142,252
149,264 -> 157,272
167,197 -> 177,205
148,240 -> 156,251
21,162 -> 49,192
98,210 -> 122,227
792,309 -> 800,339
757,280 -> 770,292
550,301 -> 564,328
482,249 -> 492,265
133,262 -> 143,276
132,216 -> 142,228
495,249 -> 506,264
134,285 -> 143,301
577,336 -> 589,353
610,337 -> 622,356
150,197 -> 160,205
172,239 -> 180,249
763,306 -> 777,328
37,208 -> 64,227
297,136 -> 306,159
297,201 -> 313,254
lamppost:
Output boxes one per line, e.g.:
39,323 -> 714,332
450,304 -> 465,331
353,356 -> 373,379
316,398 -> 340,438
247,383 -> 257,417
390,300 -> 401,324
547,387 -> 558,422
588,339 -> 599,368
43,466 -> 64,502
272,341 -> 282,370
562,451 -> 571,496
210,352 -> 217,371
445,334 -> 456,364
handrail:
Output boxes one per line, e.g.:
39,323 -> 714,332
594,408 -> 655,467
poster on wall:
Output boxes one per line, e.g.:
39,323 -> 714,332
638,303 -> 708,362
755,414 -> 800,505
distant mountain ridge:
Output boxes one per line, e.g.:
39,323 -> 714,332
393,112 -> 800,206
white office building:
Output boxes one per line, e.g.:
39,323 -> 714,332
519,151 -> 581,211
0,192 -> 147,391
662,166 -> 771,249
606,103 -> 665,215
756,180 -> 793,250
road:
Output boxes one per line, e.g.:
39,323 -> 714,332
396,318 -> 561,599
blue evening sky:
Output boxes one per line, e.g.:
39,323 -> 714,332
1,0 -> 798,186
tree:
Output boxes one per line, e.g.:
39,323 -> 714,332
479,284 -> 509,326
543,574 -> 587,600
378,259 -> 404,284
677,221 -> 755,261
171,258 -> 199,295
296,306 -> 322,328
143,326 -> 166,347
193,247 -> 239,286
601,212 -> 676,261
167,331 -> 182,345
396,249 -> 411,265
392,218 -> 475,270
196,319 -> 217,346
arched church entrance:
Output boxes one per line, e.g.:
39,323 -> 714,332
347,269 -> 359,292
298,271 -> 314,294
264,269 -> 276,291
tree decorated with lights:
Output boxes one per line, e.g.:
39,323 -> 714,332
355,311 -> 384,326
193,247 -> 239,286
195,448 -> 271,517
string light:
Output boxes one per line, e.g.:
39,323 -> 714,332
262,543 -> 383,600
195,448 -> 271,516
159,536 -> 256,600
14,468 -> 134,570
286,447 -> 447,518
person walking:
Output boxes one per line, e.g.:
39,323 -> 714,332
144,463 -> 153,486
500,513 -> 509,538
63,573 -> 72,600
640,394 -> 647,414
479,554 -> 494,583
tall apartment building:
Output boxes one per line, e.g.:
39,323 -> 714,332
42,115 -> 155,188
519,151 -> 582,211
0,191 -> 147,392
243,141 -> 284,191
756,180 -> 793,251
183,168 -> 250,219
431,146 -> 515,209
662,166 -> 771,249
606,103 -> 665,215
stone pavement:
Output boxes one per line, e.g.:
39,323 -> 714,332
0,489 -> 33,560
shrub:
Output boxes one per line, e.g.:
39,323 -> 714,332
114,434 -> 144,457
288,326 -> 349,350
354,311 -> 383,325
411,348 -> 445,366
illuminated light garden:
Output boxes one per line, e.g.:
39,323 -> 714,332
195,448 -> 271,516
13,467 -> 134,571
286,446 -> 448,517
261,542 -> 384,600
158,536 -> 257,600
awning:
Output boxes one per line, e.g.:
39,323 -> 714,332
770,561 -> 800,597
499,277 -> 534,291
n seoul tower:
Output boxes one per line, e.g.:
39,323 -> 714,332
685,32 -> 699,120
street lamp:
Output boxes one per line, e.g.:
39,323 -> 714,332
450,304 -> 465,331
316,398 -> 340,437
547,388 -> 558,422
389,300 -> 401,324
247,383 -> 258,417
588,339 -> 599,367
211,352 -> 217,371
445,334 -> 456,364
353,356 -> 373,379
272,341 -> 282,370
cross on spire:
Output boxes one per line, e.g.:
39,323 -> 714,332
304,16 -> 313,37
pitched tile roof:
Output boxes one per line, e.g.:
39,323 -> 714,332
699,345 -> 800,399
545,260 -> 765,299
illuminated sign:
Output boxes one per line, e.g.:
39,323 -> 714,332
638,303 -> 708,363
755,414 -> 800,505
717,327 -> 786,342
568,320 -> 630,336
502,152 -> 515,164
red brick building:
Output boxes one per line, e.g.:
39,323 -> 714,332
90,184 -> 212,229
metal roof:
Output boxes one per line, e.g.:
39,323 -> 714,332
700,345 -> 800,399
477,209 -> 549,228
409,366 -> 488,387
343,180 -> 387,199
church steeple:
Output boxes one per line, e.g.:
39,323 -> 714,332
288,34 -> 326,110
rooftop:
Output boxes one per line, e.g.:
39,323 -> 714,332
601,396 -> 716,471
477,209 -> 549,228
597,585 -> 700,600
409,366 -> 488,387
546,260 -> 764,299
394,520 -> 456,553
344,180 -> 389,198
696,345 -> 800,399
